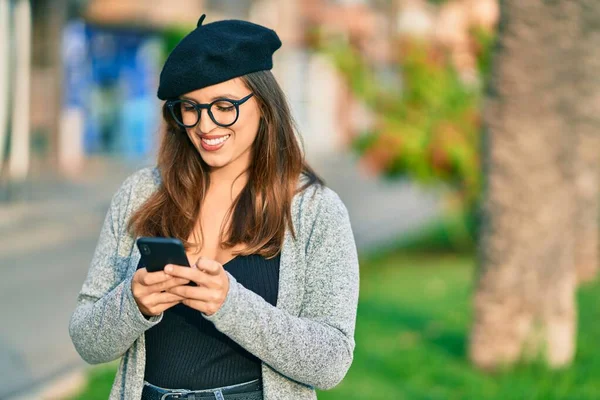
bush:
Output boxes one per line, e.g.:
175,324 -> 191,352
318,27 -> 495,245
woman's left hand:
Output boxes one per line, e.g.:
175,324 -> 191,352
164,257 -> 230,316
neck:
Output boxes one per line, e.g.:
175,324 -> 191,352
208,153 -> 250,194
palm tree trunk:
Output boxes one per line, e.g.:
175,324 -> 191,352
573,0 -> 600,284
470,0 -> 582,369
574,133 -> 600,284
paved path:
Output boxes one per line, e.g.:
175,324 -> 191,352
0,157 -> 144,399
309,152 -> 442,251
0,153 -> 440,399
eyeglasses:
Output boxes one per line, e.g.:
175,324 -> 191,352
166,93 -> 254,128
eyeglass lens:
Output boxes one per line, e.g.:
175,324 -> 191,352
175,100 -> 237,127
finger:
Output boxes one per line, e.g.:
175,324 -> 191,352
147,277 -> 190,293
196,258 -> 222,276
193,255 -> 205,268
189,262 -> 220,286
181,298 -> 218,315
164,264 -> 209,285
152,300 -> 182,315
167,285 -> 214,300
146,291 -> 186,307
136,268 -> 173,286
133,270 -> 155,298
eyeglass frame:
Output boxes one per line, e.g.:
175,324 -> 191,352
166,93 -> 255,128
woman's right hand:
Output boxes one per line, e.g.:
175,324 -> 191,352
131,267 -> 190,317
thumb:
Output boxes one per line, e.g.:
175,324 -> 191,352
194,256 -> 206,270
197,257 -> 220,273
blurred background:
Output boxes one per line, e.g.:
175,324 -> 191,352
2,0 -> 600,399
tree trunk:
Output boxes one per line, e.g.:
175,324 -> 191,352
470,0 -> 583,370
574,130 -> 600,284
573,0 -> 600,284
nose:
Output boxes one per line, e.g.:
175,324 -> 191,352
199,107 -> 217,133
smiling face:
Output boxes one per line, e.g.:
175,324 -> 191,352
179,77 -> 261,175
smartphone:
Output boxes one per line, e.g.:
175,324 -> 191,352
136,237 -> 190,273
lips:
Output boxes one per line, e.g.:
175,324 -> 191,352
199,134 -> 231,151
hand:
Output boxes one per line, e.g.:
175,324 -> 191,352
164,257 -> 230,316
131,267 -> 190,317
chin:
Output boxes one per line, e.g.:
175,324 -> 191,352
199,152 -> 230,169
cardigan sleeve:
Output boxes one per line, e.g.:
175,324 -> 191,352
203,186 -> 359,390
69,170 -> 162,364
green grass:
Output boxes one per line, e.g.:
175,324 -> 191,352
69,362 -> 118,400
71,251 -> 600,400
317,252 -> 600,400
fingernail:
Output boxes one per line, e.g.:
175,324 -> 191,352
165,265 -> 173,273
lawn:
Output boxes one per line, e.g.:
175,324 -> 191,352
71,250 -> 600,400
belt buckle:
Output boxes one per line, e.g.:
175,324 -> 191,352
160,393 -> 189,400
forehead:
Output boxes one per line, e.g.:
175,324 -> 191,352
182,78 -> 248,101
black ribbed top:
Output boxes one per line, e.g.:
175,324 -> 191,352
137,253 -> 280,390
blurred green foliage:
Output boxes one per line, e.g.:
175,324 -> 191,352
373,212 -> 478,256
318,27 -> 495,246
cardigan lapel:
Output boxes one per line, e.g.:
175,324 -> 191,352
275,226 -> 303,316
274,184 -> 308,316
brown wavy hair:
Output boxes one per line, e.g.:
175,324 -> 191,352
127,70 -> 323,258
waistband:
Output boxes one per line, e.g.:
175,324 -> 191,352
141,379 -> 263,400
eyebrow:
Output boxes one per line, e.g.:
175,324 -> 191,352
180,94 -> 241,102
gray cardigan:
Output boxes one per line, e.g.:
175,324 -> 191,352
69,166 -> 359,399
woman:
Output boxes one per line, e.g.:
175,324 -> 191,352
69,13 -> 359,400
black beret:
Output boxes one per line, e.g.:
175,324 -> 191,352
157,14 -> 282,100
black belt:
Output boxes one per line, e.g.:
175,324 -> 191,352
141,379 -> 263,400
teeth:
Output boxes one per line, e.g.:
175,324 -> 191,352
202,135 -> 230,146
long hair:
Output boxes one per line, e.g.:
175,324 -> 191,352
127,70 -> 323,258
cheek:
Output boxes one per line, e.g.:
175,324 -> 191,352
185,128 -> 196,140
233,113 -> 260,147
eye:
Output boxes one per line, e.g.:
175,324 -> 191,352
213,100 -> 235,112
